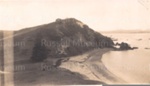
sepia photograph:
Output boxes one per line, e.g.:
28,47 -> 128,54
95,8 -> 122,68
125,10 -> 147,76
0,0 -> 150,86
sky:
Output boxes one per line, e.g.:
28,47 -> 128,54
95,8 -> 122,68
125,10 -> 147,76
0,0 -> 150,31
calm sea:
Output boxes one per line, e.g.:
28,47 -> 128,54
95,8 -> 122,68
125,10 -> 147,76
102,33 -> 150,83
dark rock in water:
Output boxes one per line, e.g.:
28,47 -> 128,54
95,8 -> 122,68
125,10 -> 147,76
145,47 -> 150,49
114,42 -> 138,50
120,42 -> 132,50
132,47 -> 138,49
137,39 -> 142,41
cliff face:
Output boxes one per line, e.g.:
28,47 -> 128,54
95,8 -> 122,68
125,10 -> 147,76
12,18 -> 114,61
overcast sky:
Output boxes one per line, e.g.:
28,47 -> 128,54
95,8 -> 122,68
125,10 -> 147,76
0,0 -> 150,31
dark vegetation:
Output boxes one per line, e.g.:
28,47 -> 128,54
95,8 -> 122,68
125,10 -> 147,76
31,34 -> 49,62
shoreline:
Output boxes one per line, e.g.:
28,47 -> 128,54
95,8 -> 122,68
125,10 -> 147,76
61,48 -> 126,84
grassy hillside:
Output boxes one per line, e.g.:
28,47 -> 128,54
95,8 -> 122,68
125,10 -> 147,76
13,18 -> 114,62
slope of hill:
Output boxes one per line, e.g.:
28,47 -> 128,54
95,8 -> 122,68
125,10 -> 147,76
14,18 -> 114,61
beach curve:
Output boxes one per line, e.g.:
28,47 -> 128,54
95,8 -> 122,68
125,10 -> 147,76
61,48 -> 126,84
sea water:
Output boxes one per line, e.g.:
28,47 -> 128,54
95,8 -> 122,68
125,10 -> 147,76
102,33 -> 150,83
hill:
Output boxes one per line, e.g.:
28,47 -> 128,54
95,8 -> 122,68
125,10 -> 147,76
13,18 -> 114,61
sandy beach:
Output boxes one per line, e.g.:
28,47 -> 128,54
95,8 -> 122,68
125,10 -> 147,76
61,48 -> 126,84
